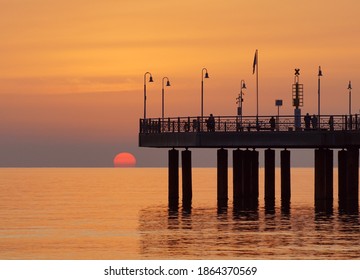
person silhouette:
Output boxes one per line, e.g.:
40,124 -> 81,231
311,114 -> 318,129
192,119 -> 199,132
328,116 -> 334,131
304,113 -> 311,130
269,116 -> 276,131
207,114 -> 215,132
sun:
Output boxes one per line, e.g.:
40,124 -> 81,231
113,152 -> 137,167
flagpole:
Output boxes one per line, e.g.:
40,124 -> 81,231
252,49 -> 259,128
256,49 -> 259,126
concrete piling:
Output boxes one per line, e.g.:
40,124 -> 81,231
232,149 -> 244,203
251,150 -> 259,201
233,149 -> 258,210
265,149 -> 275,201
181,149 -> 192,209
314,149 -> 333,212
264,149 -> 275,212
217,148 -> 228,207
338,149 -> 347,207
281,150 -> 291,202
345,147 -> 359,212
168,149 -> 179,209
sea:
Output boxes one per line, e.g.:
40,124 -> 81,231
0,168 -> 359,260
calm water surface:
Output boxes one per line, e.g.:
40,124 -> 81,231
0,168 -> 359,259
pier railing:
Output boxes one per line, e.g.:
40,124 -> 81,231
140,114 -> 359,134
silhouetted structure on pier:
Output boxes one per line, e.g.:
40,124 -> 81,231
139,114 -> 360,213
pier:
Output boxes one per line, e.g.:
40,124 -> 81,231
139,114 -> 360,213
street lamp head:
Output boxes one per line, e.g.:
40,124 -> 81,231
162,77 -> 170,87
143,71 -> 153,119
348,80 -> 352,90
318,66 -> 323,77
202,68 -> 209,79
242,82 -> 247,89
144,71 -> 153,83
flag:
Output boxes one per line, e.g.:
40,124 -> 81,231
252,49 -> 258,74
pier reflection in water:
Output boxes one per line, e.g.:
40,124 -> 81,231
137,167 -> 360,259
138,204 -> 359,259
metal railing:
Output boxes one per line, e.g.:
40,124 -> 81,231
140,114 -> 360,134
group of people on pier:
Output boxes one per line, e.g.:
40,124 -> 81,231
304,113 -> 336,131
304,113 -> 319,130
204,113 -> 335,132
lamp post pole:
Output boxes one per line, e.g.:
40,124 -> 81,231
162,77 -> 171,121
201,68 -> 209,128
143,72 -> 153,119
317,66 -> 322,129
348,80 -> 352,116
238,80 -> 246,126
275,99 -> 283,131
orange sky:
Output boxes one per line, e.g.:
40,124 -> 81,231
1,0 -> 360,166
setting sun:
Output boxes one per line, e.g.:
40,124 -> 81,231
113,152 -> 137,167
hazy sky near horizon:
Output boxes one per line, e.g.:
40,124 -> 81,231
1,0 -> 360,167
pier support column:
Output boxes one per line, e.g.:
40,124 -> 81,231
234,149 -> 258,210
325,149 -> 334,203
251,150 -> 259,202
168,149 -> 179,209
338,148 -> 359,212
265,149 -> 275,200
281,150 -> 291,202
233,149 -> 244,203
314,149 -> 333,212
338,149 -> 347,209
243,150 -> 252,198
217,149 -> 228,207
315,149 -> 325,202
346,147 -> 359,211
181,149 -> 192,209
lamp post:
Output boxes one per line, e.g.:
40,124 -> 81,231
201,68 -> 209,120
236,80 -> 246,126
275,99 -> 283,131
162,77 -> 171,120
143,72 -> 153,119
348,80 -> 352,116
317,66 -> 322,128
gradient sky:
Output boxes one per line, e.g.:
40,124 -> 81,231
1,0 -> 360,167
